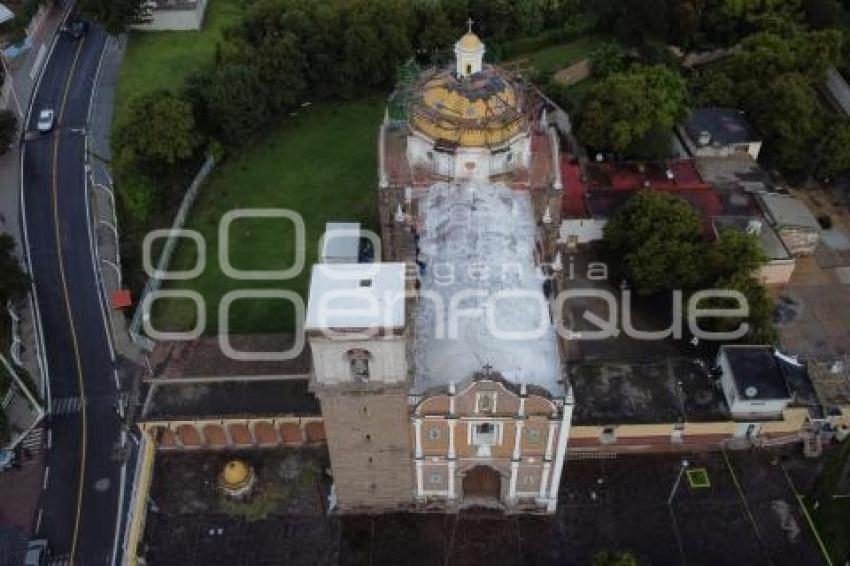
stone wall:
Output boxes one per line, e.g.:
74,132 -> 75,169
318,389 -> 414,510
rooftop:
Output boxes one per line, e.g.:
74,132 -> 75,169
758,194 -> 821,232
721,346 -> 793,401
569,358 -> 729,425
141,377 -> 320,421
305,262 -> 406,331
320,222 -> 360,264
412,181 -> 562,396
684,108 -> 759,146
150,335 -> 311,379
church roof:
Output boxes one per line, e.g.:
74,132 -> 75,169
457,31 -> 483,51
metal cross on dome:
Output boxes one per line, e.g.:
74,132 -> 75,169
467,17 -> 474,33
483,362 -> 493,376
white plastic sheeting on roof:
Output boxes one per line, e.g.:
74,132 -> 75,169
412,181 -> 561,395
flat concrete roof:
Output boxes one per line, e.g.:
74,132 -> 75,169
305,262 -> 406,330
758,194 -> 820,231
321,222 -> 360,263
684,108 -> 759,145
141,377 -> 320,421
721,346 -> 792,401
569,358 -> 729,425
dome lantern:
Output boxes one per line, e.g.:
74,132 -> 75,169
455,18 -> 484,78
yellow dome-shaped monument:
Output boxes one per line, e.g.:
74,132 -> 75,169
219,459 -> 256,499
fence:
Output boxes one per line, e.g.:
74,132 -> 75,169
129,155 -> 215,351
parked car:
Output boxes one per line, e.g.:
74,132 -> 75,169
0,449 -> 14,471
23,539 -> 50,566
36,109 -> 54,133
62,18 -> 88,40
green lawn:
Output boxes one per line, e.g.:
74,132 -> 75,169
113,0 -> 243,129
152,97 -> 384,335
512,36 -> 601,76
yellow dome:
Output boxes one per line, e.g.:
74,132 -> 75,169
222,460 -> 251,489
458,32 -> 483,51
409,68 -> 527,147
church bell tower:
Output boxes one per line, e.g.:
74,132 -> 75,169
305,262 -> 414,510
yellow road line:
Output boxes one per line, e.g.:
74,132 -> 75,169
51,34 -> 88,565
722,450 -> 774,566
779,464 -> 834,566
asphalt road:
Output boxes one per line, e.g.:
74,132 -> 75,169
21,22 -> 125,565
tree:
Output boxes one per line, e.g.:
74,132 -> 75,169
591,550 -> 639,566
114,90 -> 201,175
603,192 -> 708,295
590,42 -> 626,78
709,226 -> 767,281
0,234 -> 28,304
78,0 -> 146,35
730,29 -> 842,84
0,109 -> 17,155
700,271 -> 778,344
745,72 -> 823,172
688,70 -> 738,108
818,119 -> 850,178
189,64 -> 271,147
577,65 -> 687,155
805,0 -> 842,28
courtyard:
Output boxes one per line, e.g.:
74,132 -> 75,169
141,448 -> 824,565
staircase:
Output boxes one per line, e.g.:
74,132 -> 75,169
19,425 -> 44,455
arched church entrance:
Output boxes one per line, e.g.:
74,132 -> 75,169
462,465 -> 501,500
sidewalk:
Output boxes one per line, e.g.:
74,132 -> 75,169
86,34 -> 145,372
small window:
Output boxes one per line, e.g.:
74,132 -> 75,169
507,152 -> 513,163
428,427 -> 441,441
473,423 -> 497,446
427,151 -> 434,161
601,426 -> 616,444
466,64 -> 472,75
348,349 -> 371,382
429,473 -> 442,485
526,428 -> 541,443
522,474 -> 536,486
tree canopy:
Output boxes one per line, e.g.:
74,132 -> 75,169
0,234 -> 28,305
602,191 -> 707,295
78,0 -> 146,35
114,90 -> 201,175
577,65 -> 687,156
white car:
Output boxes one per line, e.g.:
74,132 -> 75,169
37,109 -> 55,133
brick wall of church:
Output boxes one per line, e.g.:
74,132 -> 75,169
318,389 -> 415,510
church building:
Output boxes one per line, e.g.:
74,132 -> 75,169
309,25 -> 573,513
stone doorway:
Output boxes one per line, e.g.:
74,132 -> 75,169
462,465 -> 501,501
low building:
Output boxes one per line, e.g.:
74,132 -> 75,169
678,108 -> 762,160
757,193 -> 821,256
134,0 -> 208,31
717,346 -> 796,421
320,222 -> 361,264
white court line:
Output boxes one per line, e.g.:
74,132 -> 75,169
113,368 -> 120,390
35,507 -> 43,534
47,428 -> 52,449
42,466 -> 50,490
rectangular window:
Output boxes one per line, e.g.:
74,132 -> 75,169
472,423 -> 498,446
601,426 -> 616,444
475,392 -> 497,414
